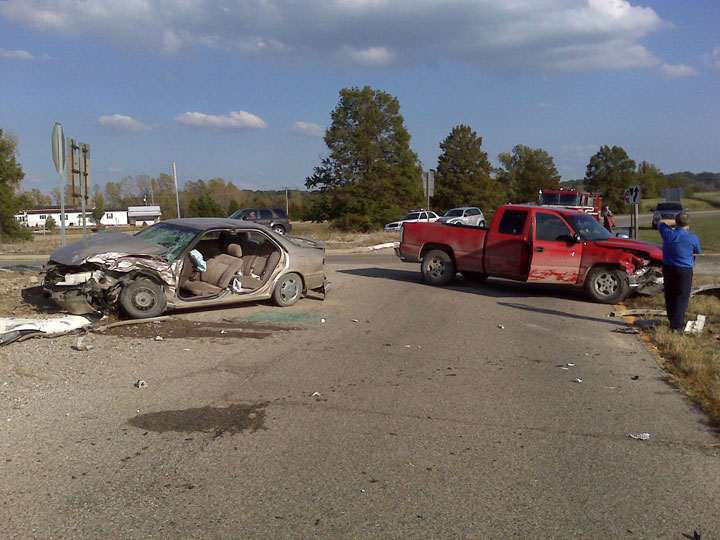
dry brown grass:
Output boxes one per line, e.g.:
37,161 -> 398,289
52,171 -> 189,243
625,275 -> 720,423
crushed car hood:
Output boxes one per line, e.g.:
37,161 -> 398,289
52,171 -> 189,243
594,237 -> 663,259
48,230 -> 168,266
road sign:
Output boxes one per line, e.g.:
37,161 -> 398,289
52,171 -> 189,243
51,123 -> 65,174
67,140 -> 91,205
423,170 -> 435,198
624,185 -> 641,205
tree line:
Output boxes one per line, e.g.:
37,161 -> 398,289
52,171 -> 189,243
2,86 -> 719,240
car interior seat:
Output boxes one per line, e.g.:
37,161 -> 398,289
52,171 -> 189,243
182,243 -> 245,296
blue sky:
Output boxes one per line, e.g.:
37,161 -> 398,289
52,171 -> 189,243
1,0 -> 718,196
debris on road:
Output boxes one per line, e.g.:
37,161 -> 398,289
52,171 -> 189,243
72,335 -> 93,351
154,335 -> 163,341
684,315 -> 706,335
320,318 -> 326,323
572,378 -> 583,383
0,314 -> 95,346
610,309 -> 667,317
351,319 -> 359,323
629,432 -> 650,440
613,327 -> 641,334
557,366 -> 569,371
567,363 -> 575,367
631,375 -> 640,381
134,380 -> 147,388
497,324 -> 504,329
690,283 -> 720,297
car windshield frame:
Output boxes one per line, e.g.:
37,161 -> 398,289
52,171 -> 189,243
565,214 -> 610,241
134,223 -> 201,261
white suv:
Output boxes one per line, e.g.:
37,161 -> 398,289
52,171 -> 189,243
384,210 -> 440,232
437,207 -> 486,227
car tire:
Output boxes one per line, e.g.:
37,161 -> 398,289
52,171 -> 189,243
119,279 -> 167,319
584,267 -> 630,304
272,224 -> 286,234
460,271 -> 488,283
273,272 -> 302,307
421,249 -> 455,286
479,220 -> 486,228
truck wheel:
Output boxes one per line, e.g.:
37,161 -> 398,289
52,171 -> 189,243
119,279 -> 167,319
461,271 -> 488,283
421,250 -> 455,286
584,267 -> 630,304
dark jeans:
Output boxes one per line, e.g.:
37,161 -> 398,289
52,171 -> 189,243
663,265 -> 693,330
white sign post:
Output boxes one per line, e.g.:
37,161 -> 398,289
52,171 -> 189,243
51,123 -> 67,245
423,170 -> 435,210
624,185 -> 641,238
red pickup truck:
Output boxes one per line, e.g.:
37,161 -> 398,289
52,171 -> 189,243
396,204 -> 663,303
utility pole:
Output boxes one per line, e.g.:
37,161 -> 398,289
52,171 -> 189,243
173,162 -> 181,218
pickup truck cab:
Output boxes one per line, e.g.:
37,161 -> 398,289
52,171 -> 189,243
396,204 -> 663,304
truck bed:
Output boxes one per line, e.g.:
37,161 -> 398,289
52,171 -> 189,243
398,222 -> 487,272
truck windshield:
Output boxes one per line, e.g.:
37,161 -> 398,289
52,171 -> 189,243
540,193 -> 580,205
565,214 -> 610,241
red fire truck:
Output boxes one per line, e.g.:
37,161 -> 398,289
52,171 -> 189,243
538,188 -> 603,221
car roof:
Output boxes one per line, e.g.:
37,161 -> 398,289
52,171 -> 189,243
162,217 -> 266,231
448,206 -> 478,211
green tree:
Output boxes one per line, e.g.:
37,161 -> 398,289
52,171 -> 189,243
24,188 -> 52,207
306,86 -> 423,231
228,199 -> 241,215
187,182 -> 224,217
91,191 -> 106,224
0,128 -> 31,241
45,215 -> 57,232
584,145 -> 636,211
497,145 -> 561,203
635,161 -> 663,199
431,125 -> 504,217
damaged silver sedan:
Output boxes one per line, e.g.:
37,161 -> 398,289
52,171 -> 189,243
44,218 -> 327,318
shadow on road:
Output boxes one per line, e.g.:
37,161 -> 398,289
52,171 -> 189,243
497,301 -> 627,326
339,267 -> 592,304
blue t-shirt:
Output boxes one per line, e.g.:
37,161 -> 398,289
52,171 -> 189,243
659,222 -> 702,268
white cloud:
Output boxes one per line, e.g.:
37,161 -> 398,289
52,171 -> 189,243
658,63 -> 699,80
701,45 -> 720,71
174,111 -> 268,130
98,114 -> 152,132
288,121 -> 324,137
0,47 -> 34,60
0,0 -> 672,71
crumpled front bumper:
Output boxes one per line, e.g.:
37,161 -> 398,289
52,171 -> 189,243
44,284 -> 99,315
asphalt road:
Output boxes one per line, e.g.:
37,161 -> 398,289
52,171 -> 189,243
1,250 -> 718,539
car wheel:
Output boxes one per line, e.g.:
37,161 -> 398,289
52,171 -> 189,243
272,224 -> 286,234
479,220 -> 486,228
273,272 -> 302,307
421,249 -> 455,286
584,267 -> 630,304
119,279 -> 167,319
460,271 -> 488,283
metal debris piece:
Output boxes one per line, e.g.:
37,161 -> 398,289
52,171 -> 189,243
497,324 -> 504,329
567,363 -> 575,367
320,318 -> 326,323
134,380 -> 147,388
351,319 -> 359,323
610,309 -> 667,317
613,327 -> 640,334
311,391 -> 320,397
154,335 -> 163,341
72,335 -> 93,351
690,283 -> 720,297
572,378 -> 582,383
629,432 -> 650,440
558,366 -> 569,371
631,375 -> 640,380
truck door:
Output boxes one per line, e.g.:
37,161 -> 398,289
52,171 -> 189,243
484,208 -> 531,280
527,211 -> 582,283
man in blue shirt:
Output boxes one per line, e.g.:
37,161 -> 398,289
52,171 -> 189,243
659,212 -> 702,331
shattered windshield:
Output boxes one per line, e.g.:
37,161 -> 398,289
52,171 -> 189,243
565,214 -> 610,241
135,223 -> 199,261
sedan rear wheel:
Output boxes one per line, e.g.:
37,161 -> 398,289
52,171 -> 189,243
273,272 -> 302,307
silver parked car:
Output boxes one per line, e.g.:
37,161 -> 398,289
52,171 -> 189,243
384,210 -> 440,232
44,218 -> 327,318
436,207 -> 486,227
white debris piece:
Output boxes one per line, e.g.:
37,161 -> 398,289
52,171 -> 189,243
134,380 -> 147,388
351,319 -> 359,323
684,315 -> 706,335
567,363 -> 575,367
321,318 -> 326,323
311,391 -> 321,397
572,378 -> 582,384
72,335 -> 93,351
629,432 -> 650,440
497,324 -> 504,329
154,335 -> 163,341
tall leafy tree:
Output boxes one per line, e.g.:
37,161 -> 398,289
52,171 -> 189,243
431,125 -> 504,217
636,161 -> 663,199
497,144 -> 561,203
584,145 -> 636,211
91,191 -> 106,224
306,86 -> 423,231
0,128 -> 31,241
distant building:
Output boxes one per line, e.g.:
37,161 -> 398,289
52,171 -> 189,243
14,206 -> 130,228
127,206 -> 162,226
